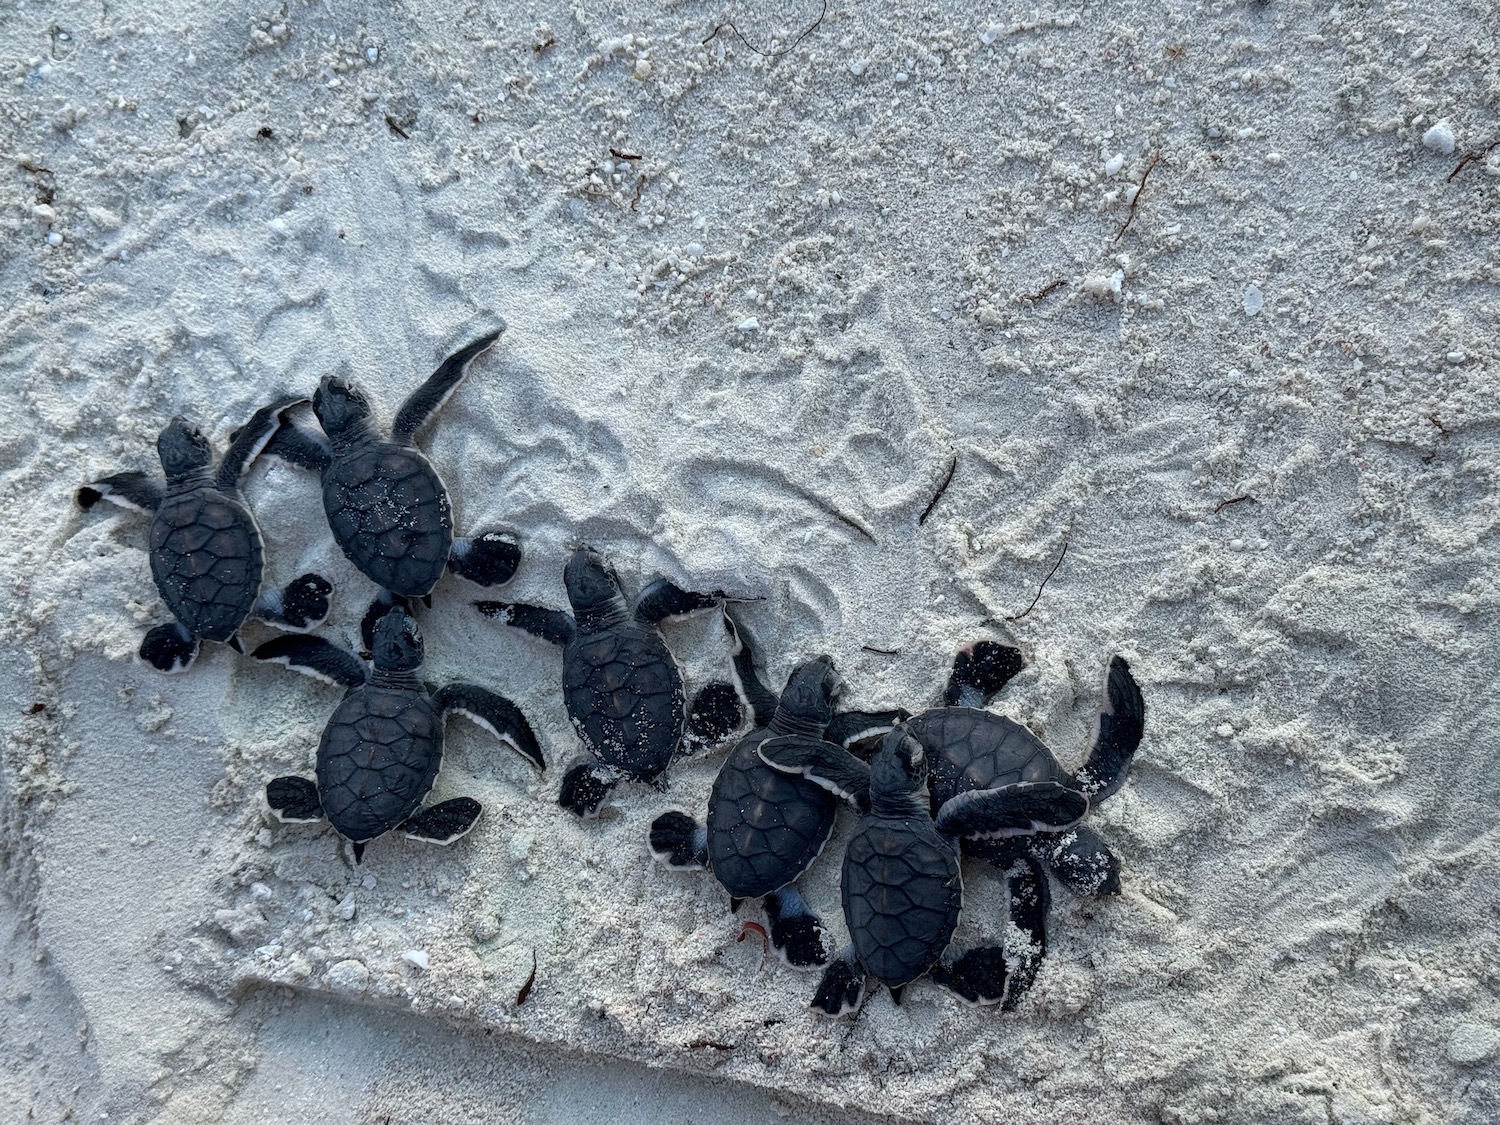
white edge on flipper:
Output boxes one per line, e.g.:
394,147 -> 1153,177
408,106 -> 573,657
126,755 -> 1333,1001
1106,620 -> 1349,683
261,792 -> 323,825
85,487 -> 153,515
935,785 -> 1089,841
445,705 -> 523,757
834,723 -> 891,747
255,652 -> 344,687
757,738 -> 865,805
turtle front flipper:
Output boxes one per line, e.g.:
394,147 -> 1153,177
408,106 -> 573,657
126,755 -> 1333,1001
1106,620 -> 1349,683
253,635 -> 368,688
216,395 -> 308,490
763,885 -> 830,968
942,641 -> 1025,707
635,578 -> 722,625
257,420 -> 332,472
448,530 -> 521,587
1072,656 -> 1145,802
475,601 -> 576,646
648,810 -> 708,869
825,709 -> 911,750
722,605 -> 778,728
559,762 -> 621,818
401,797 -> 483,846
934,782 -> 1088,840
999,852 -> 1049,1009
811,948 -> 867,1016
253,573 -> 333,632
390,326 -> 505,444
757,736 -> 871,809
140,622 -> 199,673
1029,823 -> 1122,896
76,470 -> 165,514
930,946 -> 1011,1007
434,682 -> 545,770
684,681 -> 743,754
266,776 -> 324,822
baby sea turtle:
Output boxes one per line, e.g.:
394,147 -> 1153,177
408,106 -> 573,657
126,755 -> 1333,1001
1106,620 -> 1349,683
763,728 -> 1090,1015
761,642 -> 1145,1012
476,546 -> 741,817
648,609 -> 906,967
260,326 -> 522,645
257,606 -> 544,863
77,399 -> 332,673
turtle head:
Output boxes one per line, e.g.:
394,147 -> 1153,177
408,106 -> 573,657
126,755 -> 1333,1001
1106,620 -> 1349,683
371,608 -> 424,673
157,417 -> 213,482
313,375 -> 375,440
564,546 -> 626,623
776,656 -> 843,727
870,729 -> 928,800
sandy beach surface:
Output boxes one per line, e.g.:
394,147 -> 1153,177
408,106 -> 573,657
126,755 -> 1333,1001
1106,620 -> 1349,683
3,0 -> 1498,1121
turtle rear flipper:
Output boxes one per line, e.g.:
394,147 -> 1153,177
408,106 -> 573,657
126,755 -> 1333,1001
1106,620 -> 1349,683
1031,823 -> 1122,896
434,682 -> 544,770
139,623 -> 199,673
475,601 -> 576,646
266,776 -> 324,822
253,635 -> 367,688
559,762 -> 620,818
722,605 -> 778,728
253,573 -> 333,632
684,681 -> 742,753
757,736 -> 870,809
217,395 -> 307,489
76,470 -> 164,514
1073,656 -> 1145,802
931,946 -> 1010,1006
391,327 -> 505,444
635,578 -> 721,625
448,531 -> 521,587
811,948 -> 866,1016
943,641 -> 1025,707
1000,853 -> 1049,1009
401,797 -> 482,845
763,885 -> 829,968
934,782 -> 1088,840
648,810 -> 708,869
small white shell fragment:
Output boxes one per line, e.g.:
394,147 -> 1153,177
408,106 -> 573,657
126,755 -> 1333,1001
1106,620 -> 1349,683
366,46 -> 378,63
46,231 -> 63,246
1216,723 -> 1235,738
849,58 -> 869,77
894,71 -> 909,83
737,316 -> 760,332
1243,283 -> 1264,316
361,874 -> 376,890
1421,120 -> 1455,155
980,24 -> 1004,45
1446,351 -> 1466,364
401,949 -> 430,970
1104,153 -> 1125,176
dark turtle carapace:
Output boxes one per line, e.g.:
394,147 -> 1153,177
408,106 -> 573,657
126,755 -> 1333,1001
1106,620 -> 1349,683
258,607 -> 544,862
476,546 -> 742,817
260,326 -> 523,645
763,728 -> 1090,1015
77,399 -> 332,673
760,642 -> 1144,1014
649,608 -> 907,967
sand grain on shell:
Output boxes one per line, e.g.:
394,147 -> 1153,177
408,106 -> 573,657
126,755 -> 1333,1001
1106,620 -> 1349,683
2,1 -> 1499,1123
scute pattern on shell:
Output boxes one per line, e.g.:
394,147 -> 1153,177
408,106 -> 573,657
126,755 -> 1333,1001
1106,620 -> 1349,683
563,627 -> 683,778
323,442 -> 452,596
706,729 -> 838,899
905,707 -> 1069,813
148,487 -> 263,641
843,817 -> 962,988
317,685 -> 443,842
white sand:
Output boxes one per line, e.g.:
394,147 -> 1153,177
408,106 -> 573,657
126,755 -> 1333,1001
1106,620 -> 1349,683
3,1 -> 1498,1122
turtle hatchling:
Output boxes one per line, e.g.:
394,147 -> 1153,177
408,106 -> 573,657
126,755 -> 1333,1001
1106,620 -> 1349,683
261,324 -> 522,645
77,398 -> 333,673
762,728 -> 1091,1015
649,608 -> 907,967
476,546 -> 742,817
761,641 -> 1145,1011
257,607 -> 545,862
